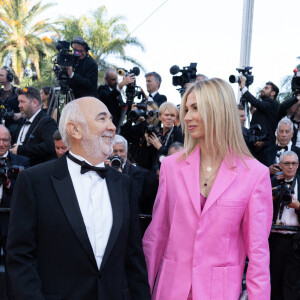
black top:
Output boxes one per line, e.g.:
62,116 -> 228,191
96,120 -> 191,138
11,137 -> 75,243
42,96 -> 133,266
242,90 -> 279,145
69,55 -> 98,99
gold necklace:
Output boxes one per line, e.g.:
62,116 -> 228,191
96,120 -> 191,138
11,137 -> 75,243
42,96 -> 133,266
200,165 -> 217,195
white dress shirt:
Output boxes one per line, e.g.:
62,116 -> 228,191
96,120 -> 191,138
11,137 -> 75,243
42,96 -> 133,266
67,151 -> 113,269
17,109 -> 41,145
148,91 -> 158,102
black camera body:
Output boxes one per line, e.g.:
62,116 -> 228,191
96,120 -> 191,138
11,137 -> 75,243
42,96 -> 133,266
128,103 -> 159,122
170,63 -> 197,88
272,179 -> 293,207
292,68 -> 300,95
0,104 -> 15,122
146,125 -> 160,136
0,159 -> 23,185
116,67 -> 140,103
52,41 -> 80,94
248,124 -> 268,143
229,66 -> 254,87
108,154 -> 124,170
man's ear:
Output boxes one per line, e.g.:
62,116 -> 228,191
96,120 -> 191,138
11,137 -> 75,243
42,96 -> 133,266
270,91 -> 276,99
66,122 -> 82,140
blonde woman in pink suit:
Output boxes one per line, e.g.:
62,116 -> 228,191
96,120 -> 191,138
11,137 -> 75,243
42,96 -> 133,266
143,78 -> 273,300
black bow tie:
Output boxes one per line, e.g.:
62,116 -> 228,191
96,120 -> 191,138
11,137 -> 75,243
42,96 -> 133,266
277,145 -> 288,151
24,120 -> 31,125
148,94 -> 153,98
285,180 -> 293,185
68,153 -> 108,179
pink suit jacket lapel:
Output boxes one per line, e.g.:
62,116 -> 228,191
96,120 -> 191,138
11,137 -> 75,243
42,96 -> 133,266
179,146 -> 238,217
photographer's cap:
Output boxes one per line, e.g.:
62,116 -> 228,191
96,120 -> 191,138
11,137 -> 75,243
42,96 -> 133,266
71,36 -> 90,51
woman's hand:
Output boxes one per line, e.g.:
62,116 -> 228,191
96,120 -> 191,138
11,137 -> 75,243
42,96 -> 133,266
148,132 -> 162,150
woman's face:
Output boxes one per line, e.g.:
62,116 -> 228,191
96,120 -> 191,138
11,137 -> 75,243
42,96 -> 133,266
40,89 -> 49,103
184,92 -> 205,139
159,108 -> 177,130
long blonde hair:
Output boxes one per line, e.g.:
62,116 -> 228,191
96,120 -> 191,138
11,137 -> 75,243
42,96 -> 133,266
180,78 -> 252,167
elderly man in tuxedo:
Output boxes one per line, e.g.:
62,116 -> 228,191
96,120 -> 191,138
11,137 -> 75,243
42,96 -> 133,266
6,97 -> 150,300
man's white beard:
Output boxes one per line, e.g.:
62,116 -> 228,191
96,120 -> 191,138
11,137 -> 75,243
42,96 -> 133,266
83,131 -> 113,160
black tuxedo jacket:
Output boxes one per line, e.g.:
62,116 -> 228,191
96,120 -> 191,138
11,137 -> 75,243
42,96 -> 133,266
242,91 -> 279,145
7,154 -> 150,300
152,92 -> 167,107
0,152 -> 30,237
271,174 -> 300,223
98,84 -> 124,127
12,110 -> 58,166
261,144 -> 300,175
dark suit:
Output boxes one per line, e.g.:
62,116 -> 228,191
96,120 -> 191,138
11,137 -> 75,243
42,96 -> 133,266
12,110 -> 58,166
69,55 -> 98,99
6,154 -> 150,300
0,152 -> 30,300
242,90 -> 279,145
270,175 -> 300,300
152,92 -> 167,107
98,84 -> 124,127
261,144 -> 300,175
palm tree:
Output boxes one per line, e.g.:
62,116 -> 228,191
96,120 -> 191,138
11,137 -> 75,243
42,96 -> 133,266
0,0 -> 57,82
59,6 -> 145,80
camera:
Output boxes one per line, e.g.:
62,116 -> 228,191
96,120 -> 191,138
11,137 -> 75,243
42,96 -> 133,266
128,103 -> 159,122
0,104 -> 15,122
247,124 -> 268,144
272,176 -> 293,208
52,41 -> 80,94
170,63 -> 197,89
229,66 -> 254,87
146,125 -> 160,136
108,154 -> 124,170
0,159 -> 23,185
292,68 -> 300,95
116,67 -> 140,103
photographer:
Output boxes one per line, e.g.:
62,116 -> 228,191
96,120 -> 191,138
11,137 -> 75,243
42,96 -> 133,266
98,67 -> 135,127
262,117 -> 300,176
0,125 -> 29,300
142,72 -> 167,107
66,36 -> 98,99
270,151 -> 300,300
239,77 -> 279,146
144,102 -> 184,171
120,101 -> 159,169
0,66 -> 21,135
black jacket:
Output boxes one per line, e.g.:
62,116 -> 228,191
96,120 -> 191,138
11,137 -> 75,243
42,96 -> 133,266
69,55 -> 98,99
0,86 -> 20,134
98,84 -> 125,127
7,154 -> 150,300
0,152 -> 30,237
277,95 -> 298,123
12,110 -> 58,166
242,90 -> 279,145
261,144 -> 300,176
152,92 -> 167,107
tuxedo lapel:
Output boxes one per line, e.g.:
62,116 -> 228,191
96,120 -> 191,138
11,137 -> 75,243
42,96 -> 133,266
180,146 -> 201,216
201,158 -> 237,216
100,168 -> 123,271
23,110 -> 44,144
50,155 -> 97,268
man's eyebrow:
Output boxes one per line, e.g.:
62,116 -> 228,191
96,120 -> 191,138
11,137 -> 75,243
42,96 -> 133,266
96,112 -> 113,121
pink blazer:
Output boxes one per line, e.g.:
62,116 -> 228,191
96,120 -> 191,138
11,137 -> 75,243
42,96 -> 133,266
143,146 -> 273,300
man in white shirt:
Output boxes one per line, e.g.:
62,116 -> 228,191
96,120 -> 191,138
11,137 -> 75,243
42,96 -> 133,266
6,97 -> 150,300
270,151 -> 300,300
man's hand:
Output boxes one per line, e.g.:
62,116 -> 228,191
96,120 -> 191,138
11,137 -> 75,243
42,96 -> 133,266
10,144 -> 18,154
118,73 -> 135,90
254,140 -> 265,149
66,66 -> 73,77
140,87 -> 148,100
269,163 -> 281,175
288,195 -> 300,210
239,75 -> 246,89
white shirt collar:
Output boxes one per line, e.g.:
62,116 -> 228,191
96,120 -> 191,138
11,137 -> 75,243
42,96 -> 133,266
28,108 -> 42,123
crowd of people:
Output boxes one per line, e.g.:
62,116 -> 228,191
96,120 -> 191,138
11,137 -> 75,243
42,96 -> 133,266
0,35 -> 299,300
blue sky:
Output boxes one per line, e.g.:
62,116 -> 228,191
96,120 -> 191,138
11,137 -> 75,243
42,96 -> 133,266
45,0 -> 300,104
